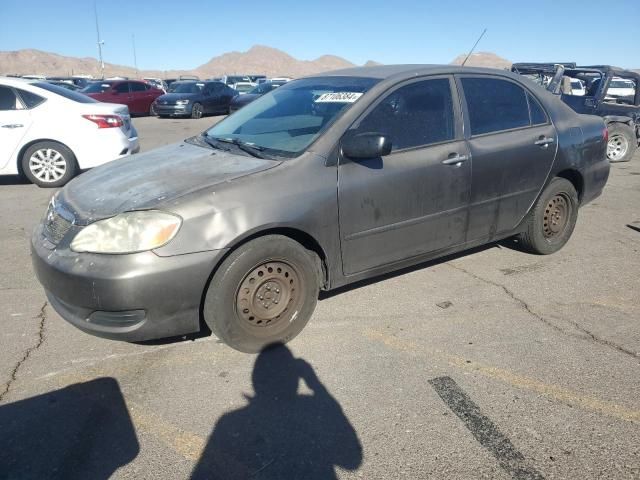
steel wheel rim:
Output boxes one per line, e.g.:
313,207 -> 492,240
543,193 -> 570,239
607,134 -> 628,161
235,260 -> 303,331
29,148 -> 66,183
193,104 -> 202,118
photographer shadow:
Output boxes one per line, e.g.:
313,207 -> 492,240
191,344 -> 362,480
0,377 -> 139,480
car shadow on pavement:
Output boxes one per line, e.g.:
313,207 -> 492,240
0,174 -> 29,186
191,343 -> 363,480
0,377 -> 139,480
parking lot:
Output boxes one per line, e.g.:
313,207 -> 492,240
1,115 -> 639,478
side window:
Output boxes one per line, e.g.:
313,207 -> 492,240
461,77 -> 530,135
527,93 -> 548,125
0,86 -> 23,110
16,88 -> 45,109
130,82 -> 148,92
114,82 -> 130,94
355,78 -> 455,151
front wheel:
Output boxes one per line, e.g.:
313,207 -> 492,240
21,141 -> 78,188
203,235 -> 320,353
191,102 -> 203,119
516,178 -> 579,255
607,123 -> 636,163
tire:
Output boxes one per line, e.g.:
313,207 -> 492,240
149,102 -> 157,116
516,178 -> 579,255
607,123 -> 636,163
21,141 -> 78,188
191,102 -> 203,119
203,235 -> 320,353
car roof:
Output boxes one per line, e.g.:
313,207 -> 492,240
309,64 -> 514,80
0,76 -> 38,86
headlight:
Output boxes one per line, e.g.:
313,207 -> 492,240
176,99 -> 189,105
70,211 -> 181,254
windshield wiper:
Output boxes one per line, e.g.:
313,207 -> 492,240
201,133 -> 232,152
212,136 -> 266,159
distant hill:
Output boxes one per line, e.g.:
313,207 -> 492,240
0,46 -> 369,79
450,52 -> 512,69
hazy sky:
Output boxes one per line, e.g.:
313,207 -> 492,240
2,0 -> 639,69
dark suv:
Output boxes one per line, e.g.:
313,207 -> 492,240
512,63 -> 640,162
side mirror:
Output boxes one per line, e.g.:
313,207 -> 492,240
342,132 -> 392,159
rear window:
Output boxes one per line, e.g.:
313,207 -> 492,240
462,77 -> 531,135
81,82 -> 112,93
33,82 -> 97,103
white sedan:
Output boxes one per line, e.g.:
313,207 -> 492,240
0,77 -> 139,187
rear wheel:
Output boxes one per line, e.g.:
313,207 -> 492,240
21,141 -> 77,188
203,235 -> 320,353
516,178 -> 578,255
191,102 -> 203,119
607,123 -> 636,163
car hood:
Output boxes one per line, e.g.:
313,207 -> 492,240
157,93 -> 199,102
57,141 -> 281,224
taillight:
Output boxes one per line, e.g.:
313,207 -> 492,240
82,114 -> 123,128
603,127 -> 609,143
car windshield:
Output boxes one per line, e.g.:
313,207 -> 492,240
227,76 -> 250,84
206,76 -> 379,158
172,82 -> 202,93
34,82 -> 97,103
250,83 -> 276,94
609,80 -> 634,88
81,82 -> 112,93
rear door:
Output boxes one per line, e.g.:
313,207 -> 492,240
0,86 -> 33,171
338,76 -> 471,275
456,75 -> 557,241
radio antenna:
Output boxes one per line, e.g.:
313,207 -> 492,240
461,28 -> 487,66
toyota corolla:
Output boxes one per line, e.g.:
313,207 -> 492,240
32,65 -> 609,352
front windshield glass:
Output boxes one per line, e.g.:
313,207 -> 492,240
235,84 -> 254,93
172,82 -> 203,94
206,76 -> 379,158
609,80 -> 634,89
81,82 -> 112,93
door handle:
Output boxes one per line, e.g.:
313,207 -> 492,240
534,137 -> 555,147
1,124 -> 24,129
442,153 -> 469,165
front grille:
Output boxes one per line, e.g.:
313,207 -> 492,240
43,209 -> 72,245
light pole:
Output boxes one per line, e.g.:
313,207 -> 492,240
94,2 -> 105,79
132,34 -> 138,77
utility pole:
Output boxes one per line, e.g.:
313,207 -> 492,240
132,34 -> 138,77
94,1 -> 105,79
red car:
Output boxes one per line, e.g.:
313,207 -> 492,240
81,80 -> 164,115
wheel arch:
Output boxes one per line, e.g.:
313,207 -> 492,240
16,138 -> 76,176
555,169 -> 584,203
197,226 -> 330,336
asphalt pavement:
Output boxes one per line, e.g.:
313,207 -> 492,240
1,115 -> 639,479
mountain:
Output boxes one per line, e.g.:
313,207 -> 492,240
450,52 -> 512,69
192,46 -> 354,78
0,46 -> 365,79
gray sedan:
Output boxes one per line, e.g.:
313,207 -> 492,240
32,65 -> 609,352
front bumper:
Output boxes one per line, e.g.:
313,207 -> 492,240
31,223 -> 227,342
154,103 -> 191,117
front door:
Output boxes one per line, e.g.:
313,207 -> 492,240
457,76 -> 557,240
0,86 -> 32,171
338,76 -> 470,275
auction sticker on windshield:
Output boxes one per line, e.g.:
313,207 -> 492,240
315,92 -> 363,103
